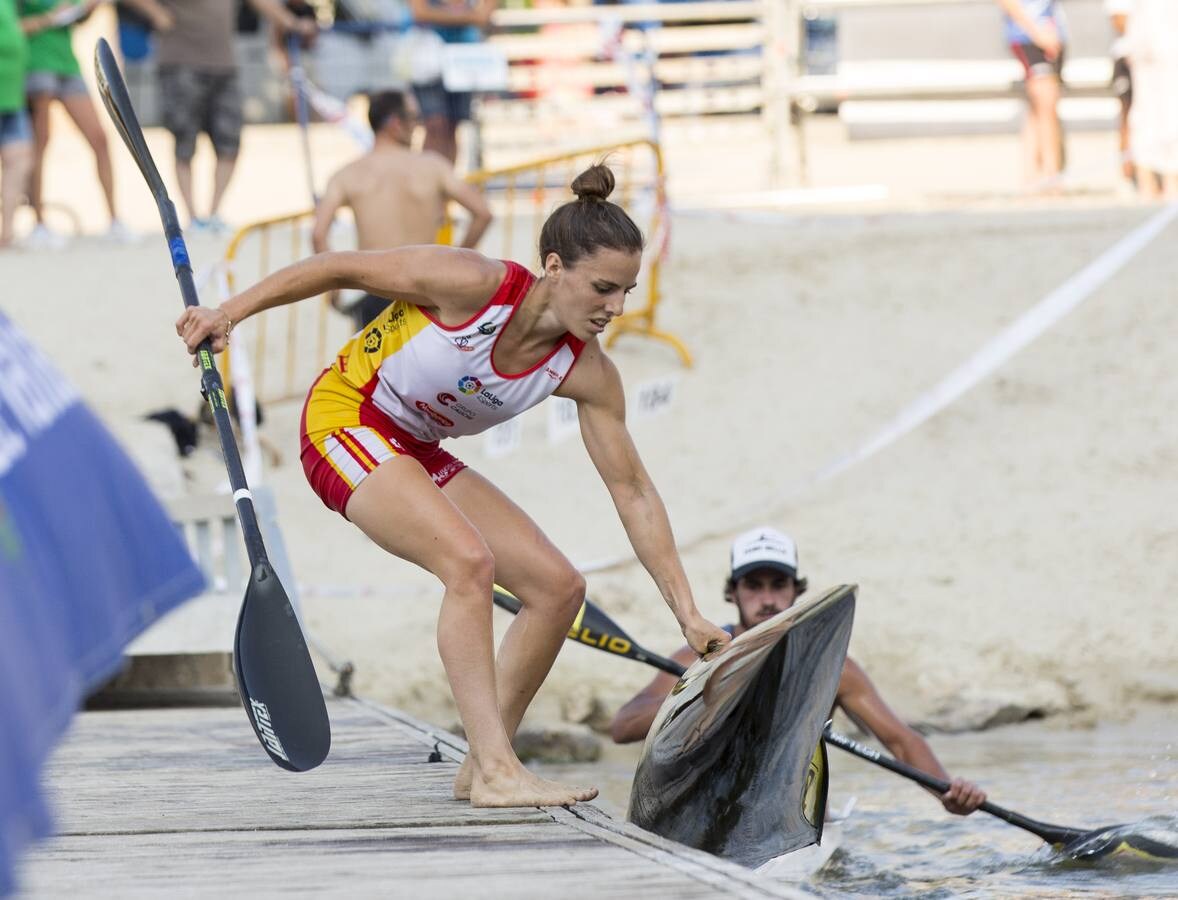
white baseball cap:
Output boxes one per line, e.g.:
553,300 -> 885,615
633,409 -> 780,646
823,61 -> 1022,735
729,527 -> 799,581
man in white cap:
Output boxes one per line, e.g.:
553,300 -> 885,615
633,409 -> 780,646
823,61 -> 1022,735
609,526 -> 987,816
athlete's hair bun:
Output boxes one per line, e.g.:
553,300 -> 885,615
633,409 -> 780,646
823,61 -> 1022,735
570,164 -> 615,202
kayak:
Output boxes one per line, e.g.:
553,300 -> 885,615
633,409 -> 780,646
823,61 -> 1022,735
756,797 -> 856,879
627,584 -> 857,870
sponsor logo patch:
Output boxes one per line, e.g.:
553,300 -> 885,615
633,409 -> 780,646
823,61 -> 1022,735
381,307 -> 406,332
458,375 -> 482,395
362,327 -> 382,353
437,392 -> 476,419
415,400 -> 455,428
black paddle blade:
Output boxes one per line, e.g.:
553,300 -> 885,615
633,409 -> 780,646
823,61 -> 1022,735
93,40 -> 166,197
234,562 -> 330,772
1062,822 -> 1178,862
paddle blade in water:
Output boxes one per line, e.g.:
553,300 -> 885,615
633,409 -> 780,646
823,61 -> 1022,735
234,562 -> 331,772
1062,817 -> 1178,862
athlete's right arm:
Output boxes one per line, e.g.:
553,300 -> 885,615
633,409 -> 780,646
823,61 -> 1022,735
175,246 -> 504,356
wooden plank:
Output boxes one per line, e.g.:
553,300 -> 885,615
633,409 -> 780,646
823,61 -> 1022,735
21,829 -> 745,898
18,699 -> 808,898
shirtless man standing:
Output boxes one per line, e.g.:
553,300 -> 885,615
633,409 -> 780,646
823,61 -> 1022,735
311,89 -> 492,331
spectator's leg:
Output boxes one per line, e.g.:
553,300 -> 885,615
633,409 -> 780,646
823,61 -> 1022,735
0,131 -> 32,247
1119,98 -> 1133,181
1026,75 -> 1062,184
207,72 -> 243,221
61,90 -> 118,223
27,92 -> 53,224
174,157 -> 197,221
209,154 -> 237,220
159,66 -> 201,222
1117,69 -> 1134,183
1137,167 -> 1160,200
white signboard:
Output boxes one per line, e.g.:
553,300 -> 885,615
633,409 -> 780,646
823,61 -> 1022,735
442,44 -> 510,93
484,418 -> 522,458
633,376 -> 678,420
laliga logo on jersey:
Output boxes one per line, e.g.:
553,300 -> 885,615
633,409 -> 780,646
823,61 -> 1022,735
458,375 -> 481,395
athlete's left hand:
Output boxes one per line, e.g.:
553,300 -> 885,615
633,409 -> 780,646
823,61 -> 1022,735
941,777 -> 986,815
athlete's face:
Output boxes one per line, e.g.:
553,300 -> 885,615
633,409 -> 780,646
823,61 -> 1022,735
732,567 -> 799,629
545,247 -> 641,340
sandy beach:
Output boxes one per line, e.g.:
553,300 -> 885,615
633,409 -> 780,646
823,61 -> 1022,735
5,192 -> 1176,740
3,14 -> 1175,742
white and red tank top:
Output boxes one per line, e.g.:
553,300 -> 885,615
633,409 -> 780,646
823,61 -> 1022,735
330,260 -> 585,443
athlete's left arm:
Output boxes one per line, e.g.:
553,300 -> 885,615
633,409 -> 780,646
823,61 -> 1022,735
558,343 -> 729,657
837,658 -> 986,815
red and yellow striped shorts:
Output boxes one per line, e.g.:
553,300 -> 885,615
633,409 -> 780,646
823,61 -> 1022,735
299,367 -> 466,518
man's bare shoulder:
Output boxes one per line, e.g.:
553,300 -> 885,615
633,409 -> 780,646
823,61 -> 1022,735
329,154 -> 379,193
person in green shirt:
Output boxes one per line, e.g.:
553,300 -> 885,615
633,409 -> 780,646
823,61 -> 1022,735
0,0 -> 32,249
19,0 -> 157,244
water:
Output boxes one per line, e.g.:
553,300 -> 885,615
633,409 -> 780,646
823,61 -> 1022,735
535,708 -> 1178,897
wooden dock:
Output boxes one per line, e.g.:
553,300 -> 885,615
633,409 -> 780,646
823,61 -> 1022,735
16,698 -> 807,899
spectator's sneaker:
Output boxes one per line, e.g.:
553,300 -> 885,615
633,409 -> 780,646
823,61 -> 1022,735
189,217 -> 211,234
23,223 -> 69,250
103,220 -> 139,244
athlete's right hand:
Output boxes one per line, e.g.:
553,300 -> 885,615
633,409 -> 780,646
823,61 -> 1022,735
682,616 -> 731,658
176,306 -> 232,360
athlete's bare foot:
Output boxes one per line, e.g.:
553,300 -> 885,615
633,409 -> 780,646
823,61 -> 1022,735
469,763 -> 598,808
453,756 -> 474,801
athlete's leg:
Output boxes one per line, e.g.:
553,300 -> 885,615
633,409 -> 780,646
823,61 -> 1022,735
441,468 -> 587,799
60,91 -> 117,222
346,457 -> 596,808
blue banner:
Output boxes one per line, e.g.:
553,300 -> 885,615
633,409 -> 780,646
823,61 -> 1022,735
0,313 -> 204,895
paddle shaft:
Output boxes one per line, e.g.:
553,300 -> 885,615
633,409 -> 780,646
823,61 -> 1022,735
94,39 -> 268,570
287,34 -> 318,205
820,728 -> 1080,845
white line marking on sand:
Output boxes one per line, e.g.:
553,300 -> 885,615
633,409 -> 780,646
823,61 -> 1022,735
578,203 -> 1178,573
811,202 -> 1178,485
